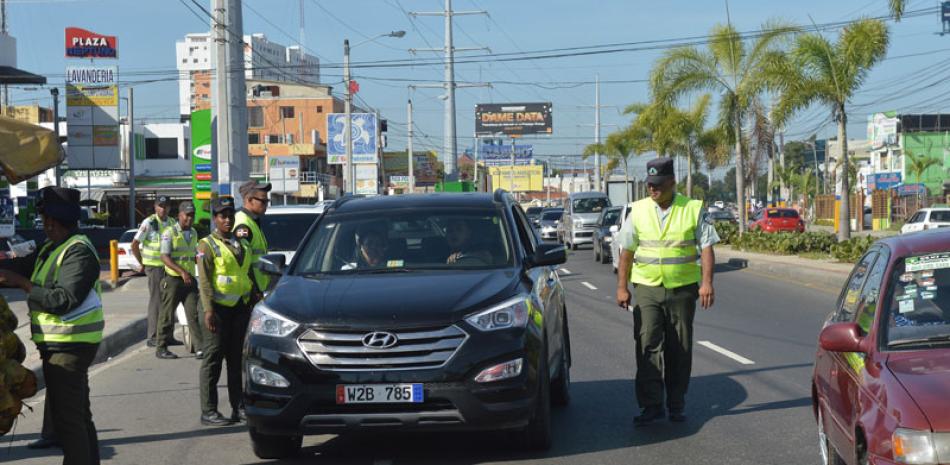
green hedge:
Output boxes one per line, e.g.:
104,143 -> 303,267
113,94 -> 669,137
714,222 -> 874,263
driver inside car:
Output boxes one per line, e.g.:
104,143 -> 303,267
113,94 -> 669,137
341,225 -> 388,270
445,219 -> 492,265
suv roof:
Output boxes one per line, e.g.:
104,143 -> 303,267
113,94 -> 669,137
329,193 -> 505,215
568,191 -> 608,200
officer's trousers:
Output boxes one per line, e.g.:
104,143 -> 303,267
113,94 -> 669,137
632,282 -> 698,411
145,265 -> 168,343
157,275 -> 205,352
41,344 -> 100,465
199,302 -> 251,414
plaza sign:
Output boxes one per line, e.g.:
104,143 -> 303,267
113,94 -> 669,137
65,27 -> 117,59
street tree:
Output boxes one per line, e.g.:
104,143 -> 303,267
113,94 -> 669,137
583,127 -> 646,204
768,18 -> 889,240
904,147 -> 940,195
651,21 -> 797,233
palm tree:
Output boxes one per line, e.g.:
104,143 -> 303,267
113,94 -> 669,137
769,19 -> 889,240
904,148 -> 940,192
583,129 -> 644,204
889,0 -> 904,20
651,22 -> 797,233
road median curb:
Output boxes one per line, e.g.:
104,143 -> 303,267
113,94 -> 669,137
716,246 -> 851,294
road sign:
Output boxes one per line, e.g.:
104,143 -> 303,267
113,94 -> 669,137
65,65 -> 120,169
269,156 -> 300,194
355,164 -> 378,195
327,113 -> 378,164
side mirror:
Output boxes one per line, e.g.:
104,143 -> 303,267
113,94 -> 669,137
256,253 -> 287,276
609,225 -> 619,234
818,322 -> 869,353
531,243 -> 567,267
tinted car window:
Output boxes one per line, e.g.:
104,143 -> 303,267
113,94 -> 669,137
119,230 -> 137,243
836,252 -> 877,322
855,248 -> 889,333
768,209 -> 799,219
294,208 -> 512,274
883,252 -> 950,349
572,198 -> 609,214
601,209 -> 621,226
930,211 -> 950,222
541,210 -> 563,221
525,207 -> 543,217
908,212 -> 924,223
259,213 -> 320,251
710,211 -> 734,221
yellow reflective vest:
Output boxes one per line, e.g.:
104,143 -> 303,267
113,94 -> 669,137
30,235 -> 104,344
163,223 -> 197,277
140,214 -> 175,267
200,234 -> 252,307
235,210 -> 269,291
628,195 -> 703,288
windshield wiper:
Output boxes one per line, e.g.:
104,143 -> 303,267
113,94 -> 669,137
888,334 -> 950,348
352,268 -> 415,274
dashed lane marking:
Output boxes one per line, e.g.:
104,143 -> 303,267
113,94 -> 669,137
582,281 -> 598,290
697,340 -> 755,365
559,268 -> 572,275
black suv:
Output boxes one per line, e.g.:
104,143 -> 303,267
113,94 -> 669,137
244,191 -> 570,459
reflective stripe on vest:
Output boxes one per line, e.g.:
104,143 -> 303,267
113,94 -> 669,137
29,235 -> 104,344
164,224 -> 198,277
141,214 -> 175,267
201,235 -> 252,307
235,210 -> 270,290
628,195 -> 703,288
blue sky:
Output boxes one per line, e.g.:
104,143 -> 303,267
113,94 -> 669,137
5,0 -> 947,173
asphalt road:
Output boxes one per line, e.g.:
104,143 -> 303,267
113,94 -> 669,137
4,246 -> 839,465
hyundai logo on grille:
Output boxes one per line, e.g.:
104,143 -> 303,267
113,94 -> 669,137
362,331 -> 398,349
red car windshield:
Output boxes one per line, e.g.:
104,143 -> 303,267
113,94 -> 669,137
767,209 -> 799,219
884,252 -> 950,349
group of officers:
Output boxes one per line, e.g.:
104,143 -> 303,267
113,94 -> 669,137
1,180 -> 274,465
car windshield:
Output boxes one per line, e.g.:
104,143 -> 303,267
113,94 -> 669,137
293,208 -> 512,275
259,213 -> 321,251
526,207 -> 543,217
119,230 -> 136,243
884,253 -> 950,349
573,197 -> 609,214
711,211 -> 734,220
931,210 -> 950,223
541,210 -> 563,221
602,209 -> 621,226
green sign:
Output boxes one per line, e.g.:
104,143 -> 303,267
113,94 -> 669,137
191,109 -> 212,224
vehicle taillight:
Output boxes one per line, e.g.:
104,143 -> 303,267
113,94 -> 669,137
117,248 -> 126,255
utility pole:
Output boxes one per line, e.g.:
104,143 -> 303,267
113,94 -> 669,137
211,0 -> 249,198
1,0 -> 8,115
579,75 -> 615,193
407,98 -> 414,193
51,88 -> 61,187
127,88 -> 136,228
343,39 -> 353,194
410,1 -> 487,181
298,0 -> 305,50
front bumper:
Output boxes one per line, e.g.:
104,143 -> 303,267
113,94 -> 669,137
244,328 -> 540,436
570,227 -> 596,244
540,227 -> 558,240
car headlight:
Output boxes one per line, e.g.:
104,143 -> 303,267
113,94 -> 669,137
893,428 -> 950,464
465,295 -> 529,331
573,219 -> 584,227
249,303 -> 299,337
604,235 -> 613,242
249,364 -> 290,388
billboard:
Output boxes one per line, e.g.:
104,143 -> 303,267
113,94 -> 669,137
327,113 -> 377,164
65,27 -> 117,58
475,103 -> 552,136
355,164 -> 378,195
383,151 -> 442,185
488,165 -> 544,192
65,65 -> 120,169
476,143 -> 533,166
867,112 -> 899,148
268,156 -> 300,194
868,172 -> 902,191
191,109 -> 212,224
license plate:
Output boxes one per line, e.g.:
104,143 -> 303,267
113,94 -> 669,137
336,384 -> 424,404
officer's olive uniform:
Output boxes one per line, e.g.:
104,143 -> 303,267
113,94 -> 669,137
29,233 -> 103,465
234,209 -> 269,293
620,194 -> 718,412
136,213 -> 175,344
196,230 -> 253,415
157,223 -> 205,352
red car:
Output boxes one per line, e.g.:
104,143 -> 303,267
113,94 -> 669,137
749,208 -> 805,233
813,229 -> 950,465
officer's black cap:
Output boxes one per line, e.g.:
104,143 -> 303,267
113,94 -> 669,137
37,186 -> 82,224
155,195 -> 170,206
211,196 -> 236,215
645,157 -> 675,185
178,201 -> 196,214
239,180 -> 272,198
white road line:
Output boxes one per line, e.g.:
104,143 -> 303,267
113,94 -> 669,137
559,268 -> 572,275
581,281 -> 598,290
697,340 -> 755,365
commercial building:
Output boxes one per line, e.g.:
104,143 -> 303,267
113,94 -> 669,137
866,112 -> 950,196
4,104 -> 53,124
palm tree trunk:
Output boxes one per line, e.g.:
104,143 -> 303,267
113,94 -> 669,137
622,156 -> 630,204
734,110 -> 746,234
686,149 -> 693,198
837,104 -> 851,241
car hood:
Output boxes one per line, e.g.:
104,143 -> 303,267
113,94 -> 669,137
265,269 -> 521,329
539,220 -> 558,228
573,212 -> 601,224
886,349 -> 950,431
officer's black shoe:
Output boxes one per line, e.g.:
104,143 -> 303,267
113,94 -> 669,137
634,406 -> 666,426
669,409 -> 687,423
26,437 -> 61,449
146,339 -> 158,348
200,411 -> 233,426
194,351 -> 205,360
167,338 -> 184,346
155,348 -> 178,359
231,407 -> 247,423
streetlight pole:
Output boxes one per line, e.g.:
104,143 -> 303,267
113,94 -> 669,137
127,88 -> 136,228
51,88 -> 61,187
407,98 -> 414,193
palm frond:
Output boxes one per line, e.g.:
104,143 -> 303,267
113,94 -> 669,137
708,23 -> 745,80
889,0 -> 904,20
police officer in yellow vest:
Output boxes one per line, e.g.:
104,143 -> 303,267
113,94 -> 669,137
0,186 -> 103,464
235,180 -> 271,297
616,157 -> 718,426
131,196 -> 175,347
155,201 -> 205,360
196,196 -> 253,426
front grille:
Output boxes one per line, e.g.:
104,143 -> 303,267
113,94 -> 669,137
298,325 -> 468,371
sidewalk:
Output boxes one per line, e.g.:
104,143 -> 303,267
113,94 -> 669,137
5,274 -> 151,389
806,223 -> 896,239
716,246 -> 853,294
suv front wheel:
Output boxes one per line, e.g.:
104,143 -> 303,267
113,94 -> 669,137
518,347 -> 552,450
249,428 -> 302,459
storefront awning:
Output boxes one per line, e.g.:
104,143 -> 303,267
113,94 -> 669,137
0,66 -> 47,85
